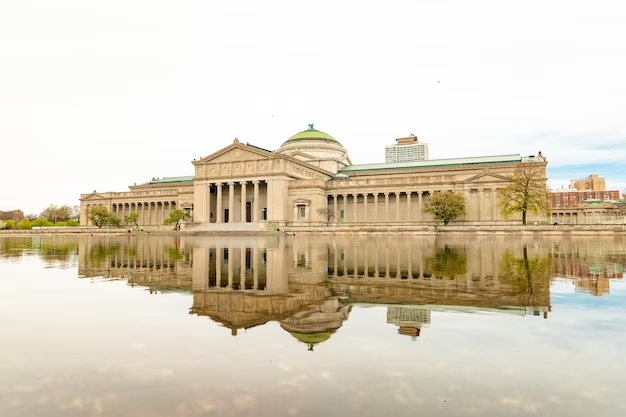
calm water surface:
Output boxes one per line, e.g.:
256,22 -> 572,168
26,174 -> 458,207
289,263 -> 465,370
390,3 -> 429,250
0,235 -> 625,417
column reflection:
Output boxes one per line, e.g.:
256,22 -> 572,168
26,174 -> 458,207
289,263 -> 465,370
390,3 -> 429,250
67,236 -> 626,348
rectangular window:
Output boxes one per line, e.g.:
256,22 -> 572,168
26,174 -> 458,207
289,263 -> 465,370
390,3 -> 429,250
340,210 -> 344,219
299,206 -> 306,218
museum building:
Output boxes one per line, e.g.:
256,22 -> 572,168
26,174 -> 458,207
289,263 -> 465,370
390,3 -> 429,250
79,125 -> 548,229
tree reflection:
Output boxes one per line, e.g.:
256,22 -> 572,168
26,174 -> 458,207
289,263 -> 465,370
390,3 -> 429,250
424,245 -> 467,278
88,241 -> 121,266
0,237 -> 78,265
499,245 -> 552,305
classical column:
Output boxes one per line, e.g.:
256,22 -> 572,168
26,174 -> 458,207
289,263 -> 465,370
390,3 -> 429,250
374,194 -> 378,223
207,183 -> 212,223
240,248 -> 246,289
407,243 -> 413,279
343,194 -> 348,223
479,189 -> 484,222
342,242 -> 348,277
333,243 -> 339,278
374,240 -> 379,277
148,203 -> 152,225
227,245 -> 234,288
396,192 -> 400,221
161,202 -> 165,225
240,181 -> 247,222
333,195 -> 338,222
253,181 -> 260,222
216,183 -> 223,223
384,193 -> 389,222
363,193 -> 368,222
491,188 -> 497,221
352,194 -> 358,223
216,247 -> 223,287
364,243 -> 369,277
385,244 -> 390,278
252,247 -> 259,290
418,192 -> 423,221
228,182 -> 235,223
407,192 -> 412,221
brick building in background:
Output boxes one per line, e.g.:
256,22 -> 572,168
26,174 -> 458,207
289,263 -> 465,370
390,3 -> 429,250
0,210 -> 24,221
550,190 -> 620,208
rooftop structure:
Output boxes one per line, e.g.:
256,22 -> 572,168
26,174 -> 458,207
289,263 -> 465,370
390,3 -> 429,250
343,154 -> 533,173
385,134 -> 429,163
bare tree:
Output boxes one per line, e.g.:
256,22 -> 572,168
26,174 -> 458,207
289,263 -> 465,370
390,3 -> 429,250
497,162 -> 549,225
316,208 -> 335,223
40,204 -> 73,224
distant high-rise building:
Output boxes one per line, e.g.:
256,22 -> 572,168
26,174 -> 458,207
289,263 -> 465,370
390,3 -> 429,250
569,174 -> 606,191
385,134 -> 428,163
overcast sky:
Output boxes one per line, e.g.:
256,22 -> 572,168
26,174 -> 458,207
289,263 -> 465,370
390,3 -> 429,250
1,0 -> 625,214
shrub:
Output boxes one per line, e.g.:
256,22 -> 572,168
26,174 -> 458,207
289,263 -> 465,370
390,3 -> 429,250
17,219 -> 32,229
32,218 -> 54,227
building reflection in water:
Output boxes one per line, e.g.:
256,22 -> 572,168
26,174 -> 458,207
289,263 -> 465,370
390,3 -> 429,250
0,235 -> 620,347
3,234 -> 624,349
550,239 -> 625,296
72,236 -> 626,349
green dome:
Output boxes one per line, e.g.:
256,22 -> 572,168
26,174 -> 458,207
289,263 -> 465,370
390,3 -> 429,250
287,331 -> 334,344
287,124 -> 337,142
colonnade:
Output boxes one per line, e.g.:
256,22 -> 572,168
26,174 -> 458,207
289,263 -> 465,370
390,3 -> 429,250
193,247 -> 267,291
110,201 -> 177,226
204,180 -> 266,223
328,188 -> 499,222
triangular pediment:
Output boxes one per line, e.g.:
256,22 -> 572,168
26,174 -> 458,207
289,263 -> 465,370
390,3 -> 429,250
194,142 -> 277,165
81,192 -> 107,201
463,172 -> 511,183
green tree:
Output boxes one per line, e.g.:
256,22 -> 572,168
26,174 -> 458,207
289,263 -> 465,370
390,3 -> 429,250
125,212 -> 140,229
17,219 -> 32,229
32,218 -> 54,227
497,162 -> 549,225
2,220 -> 16,230
424,191 -> 466,225
88,206 -> 121,228
164,209 -> 187,228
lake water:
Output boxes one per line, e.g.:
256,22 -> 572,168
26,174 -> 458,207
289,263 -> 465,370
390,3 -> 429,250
0,235 -> 625,417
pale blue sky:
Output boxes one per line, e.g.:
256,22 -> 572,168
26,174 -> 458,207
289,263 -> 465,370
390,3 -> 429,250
0,0 -> 625,213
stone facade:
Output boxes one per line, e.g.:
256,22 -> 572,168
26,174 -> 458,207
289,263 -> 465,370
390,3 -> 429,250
80,126 -> 548,228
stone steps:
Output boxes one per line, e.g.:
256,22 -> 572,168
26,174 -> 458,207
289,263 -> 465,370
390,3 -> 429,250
186,222 -> 262,232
